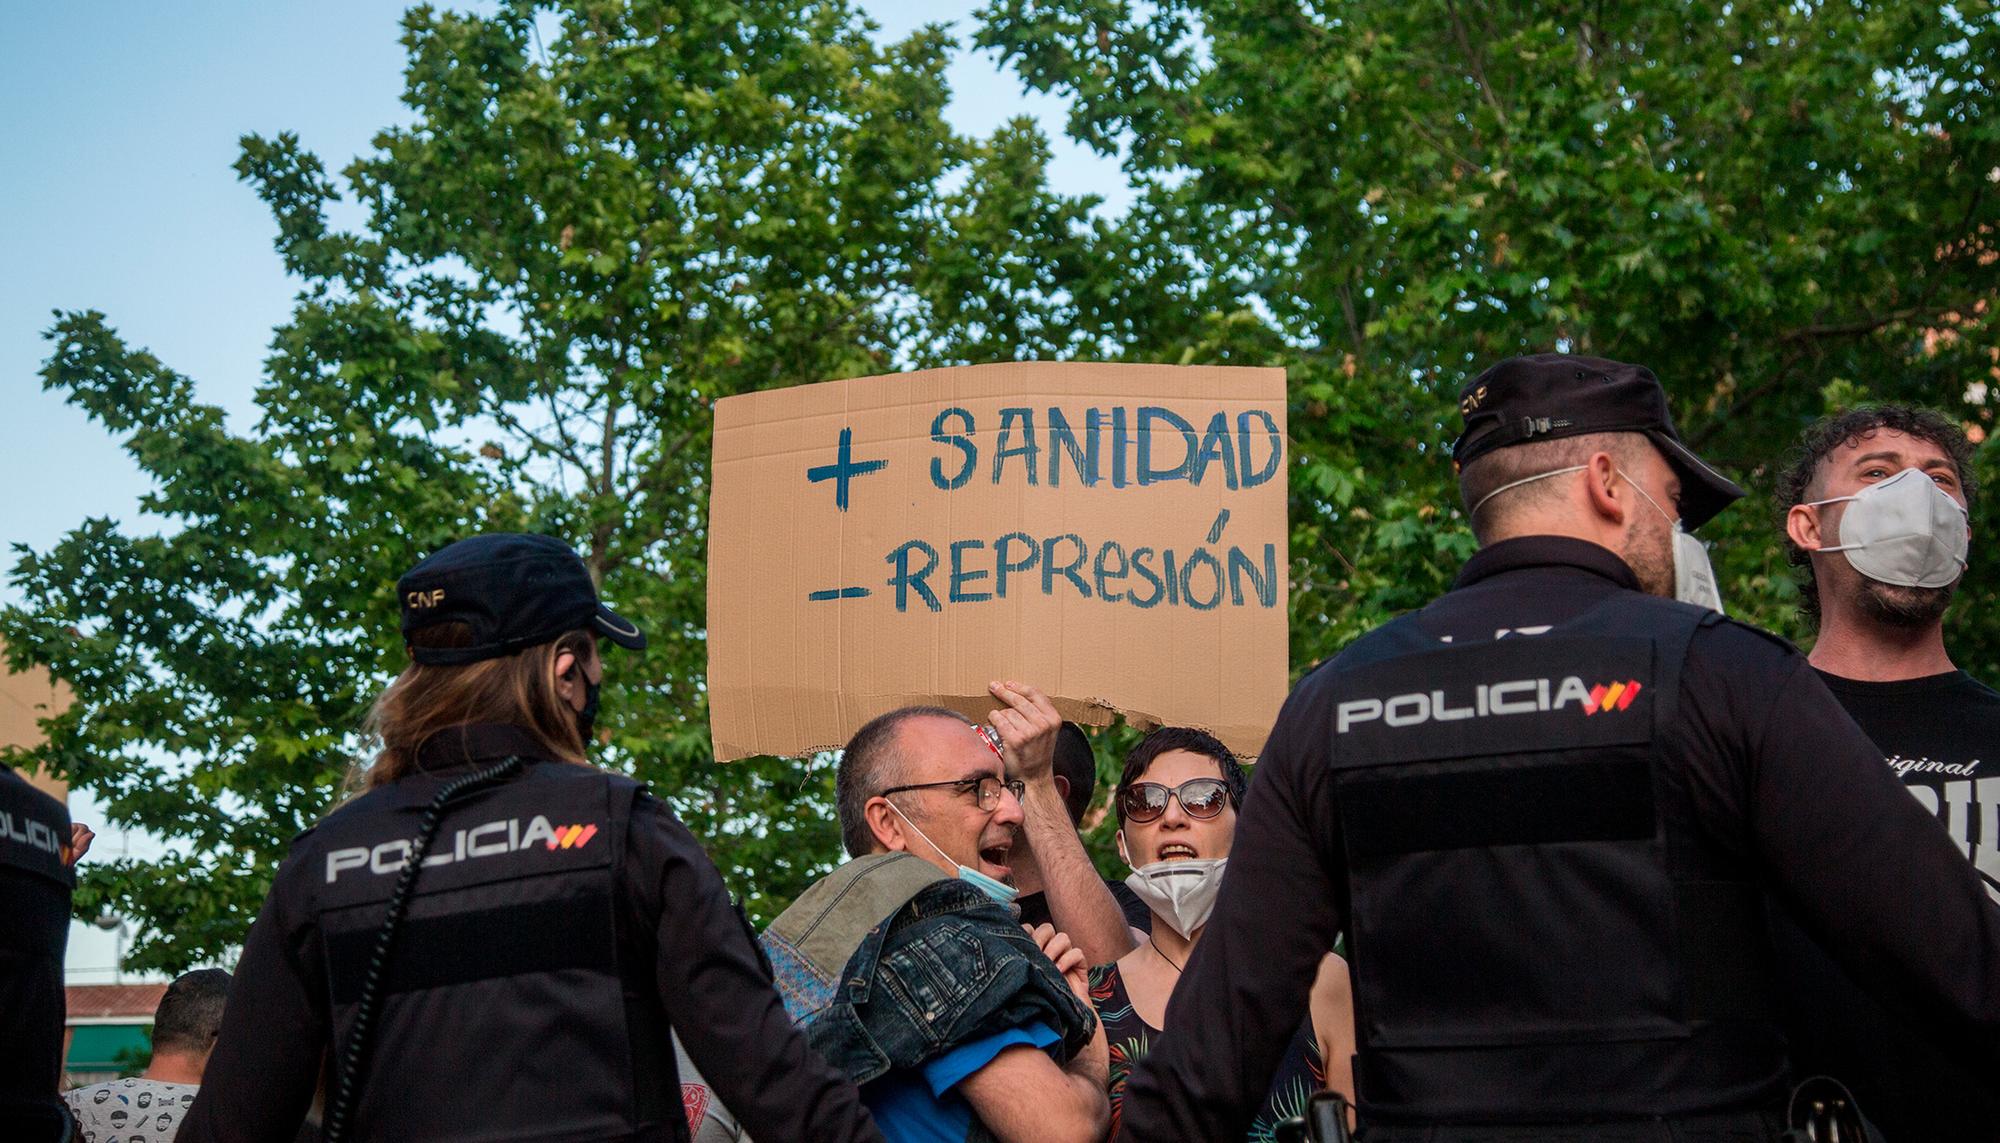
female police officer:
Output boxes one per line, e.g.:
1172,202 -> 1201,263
181,533 -> 881,1143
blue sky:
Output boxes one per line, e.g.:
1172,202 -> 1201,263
2,0 -> 1126,981
2,0 -> 1126,579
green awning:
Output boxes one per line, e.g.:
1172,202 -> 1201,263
67,1024 -> 151,1071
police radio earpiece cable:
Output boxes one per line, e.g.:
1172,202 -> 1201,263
323,754 -> 526,1143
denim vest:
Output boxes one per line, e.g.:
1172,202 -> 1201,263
762,854 -> 1097,1088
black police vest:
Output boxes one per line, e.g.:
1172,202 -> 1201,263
0,769 -> 72,1135
0,767 -> 68,890
1329,598 -> 1782,1121
304,761 -> 670,1142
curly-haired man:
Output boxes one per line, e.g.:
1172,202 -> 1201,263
1771,403 -> 1997,1141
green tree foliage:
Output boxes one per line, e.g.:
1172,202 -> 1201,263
977,0 -> 2000,667
4,0 -> 1204,968
8,0 -> 1999,965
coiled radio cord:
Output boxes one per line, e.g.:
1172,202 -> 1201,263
322,755 -> 525,1143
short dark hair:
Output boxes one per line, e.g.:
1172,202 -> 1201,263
1053,722 -> 1096,824
152,968 -> 231,1054
1775,404 -> 1979,621
836,706 -> 964,859
1457,432 -> 1651,544
1115,727 -> 1249,827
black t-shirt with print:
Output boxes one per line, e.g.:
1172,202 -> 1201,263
1770,669 -> 2000,1142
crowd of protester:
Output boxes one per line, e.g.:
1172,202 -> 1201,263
6,371 -> 2000,1143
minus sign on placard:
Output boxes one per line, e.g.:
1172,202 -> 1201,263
807,587 -> 873,601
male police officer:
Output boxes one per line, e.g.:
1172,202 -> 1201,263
1,761 -> 73,1142
1119,355 -> 2000,1140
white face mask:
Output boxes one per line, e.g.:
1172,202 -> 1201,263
1617,469 -> 1724,614
1468,463 -> 1723,613
1123,858 -> 1228,939
1803,467 -> 1969,589
886,801 -> 1018,906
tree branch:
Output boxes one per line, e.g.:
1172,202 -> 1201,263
490,404 -> 590,474
1445,0 -> 1510,127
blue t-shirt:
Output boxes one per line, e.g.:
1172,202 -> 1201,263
861,1022 -> 1061,1143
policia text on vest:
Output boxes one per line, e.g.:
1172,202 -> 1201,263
180,533 -> 884,1143
1114,354 -> 2000,1140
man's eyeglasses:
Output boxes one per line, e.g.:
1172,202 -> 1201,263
1118,777 -> 1233,824
879,775 -> 1026,812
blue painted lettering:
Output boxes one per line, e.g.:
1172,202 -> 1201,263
887,540 -> 942,612
1138,407 -> 1198,485
931,407 -> 976,490
949,539 -> 992,602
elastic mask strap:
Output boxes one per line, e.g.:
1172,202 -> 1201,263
1469,464 -> 1587,520
887,800 -> 958,871
1797,493 -> 1861,553
1614,467 -> 1681,532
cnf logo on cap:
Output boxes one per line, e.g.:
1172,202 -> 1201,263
394,533 -> 647,666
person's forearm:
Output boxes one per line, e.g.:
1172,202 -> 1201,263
1020,780 -> 1135,964
994,1071 -> 1109,1143
1064,1021 -> 1110,1092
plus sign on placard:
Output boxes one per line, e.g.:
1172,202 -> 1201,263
806,426 -> 887,512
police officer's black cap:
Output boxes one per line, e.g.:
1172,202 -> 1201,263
397,533 -> 646,666
1450,353 -> 1745,529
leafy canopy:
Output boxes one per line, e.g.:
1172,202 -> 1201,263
8,0 -> 1997,967
5,0 -> 1219,967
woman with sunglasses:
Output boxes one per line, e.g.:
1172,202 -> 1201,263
1089,727 -> 1355,1141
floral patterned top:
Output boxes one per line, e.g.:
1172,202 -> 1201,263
1089,959 -> 1326,1143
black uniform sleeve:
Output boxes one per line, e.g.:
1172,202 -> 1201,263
179,864 -> 328,1143
1678,630 -> 2000,1055
0,771 -> 71,1139
1118,671 -> 1347,1140
624,795 -> 882,1143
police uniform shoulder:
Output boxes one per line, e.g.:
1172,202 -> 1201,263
1303,611 -> 1431,681
525,759 -> 647,796
1695,611 -> 1803,657
285,790 -> 379,850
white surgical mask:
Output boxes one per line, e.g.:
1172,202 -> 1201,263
886,801 -> 1018,906
1803,467 -> 1969,589
1617,468 -> 1725,614
1124,858 -> 1228,939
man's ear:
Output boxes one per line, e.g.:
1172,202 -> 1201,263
1581,452 -> 1628,525
864,797 -> 908,854
1115,829 -> 1130,868
1052,774 -> 1071,804
1787,501 -> 1829,553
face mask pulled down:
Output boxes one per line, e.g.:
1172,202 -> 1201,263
887,802 -> 1018,906
1469,464 -> 1724,613
1803,467 -> 1968,589
1124,858 -> 1228,939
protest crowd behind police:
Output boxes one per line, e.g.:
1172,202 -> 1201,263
6,354 -> 1999,1143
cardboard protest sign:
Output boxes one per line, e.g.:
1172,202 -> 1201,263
706,362 -> 1288,760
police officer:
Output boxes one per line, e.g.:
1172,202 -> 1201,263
1,762 -> 74,1141
181,533 -> 881,1143
1118,356 -> 2000,1140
